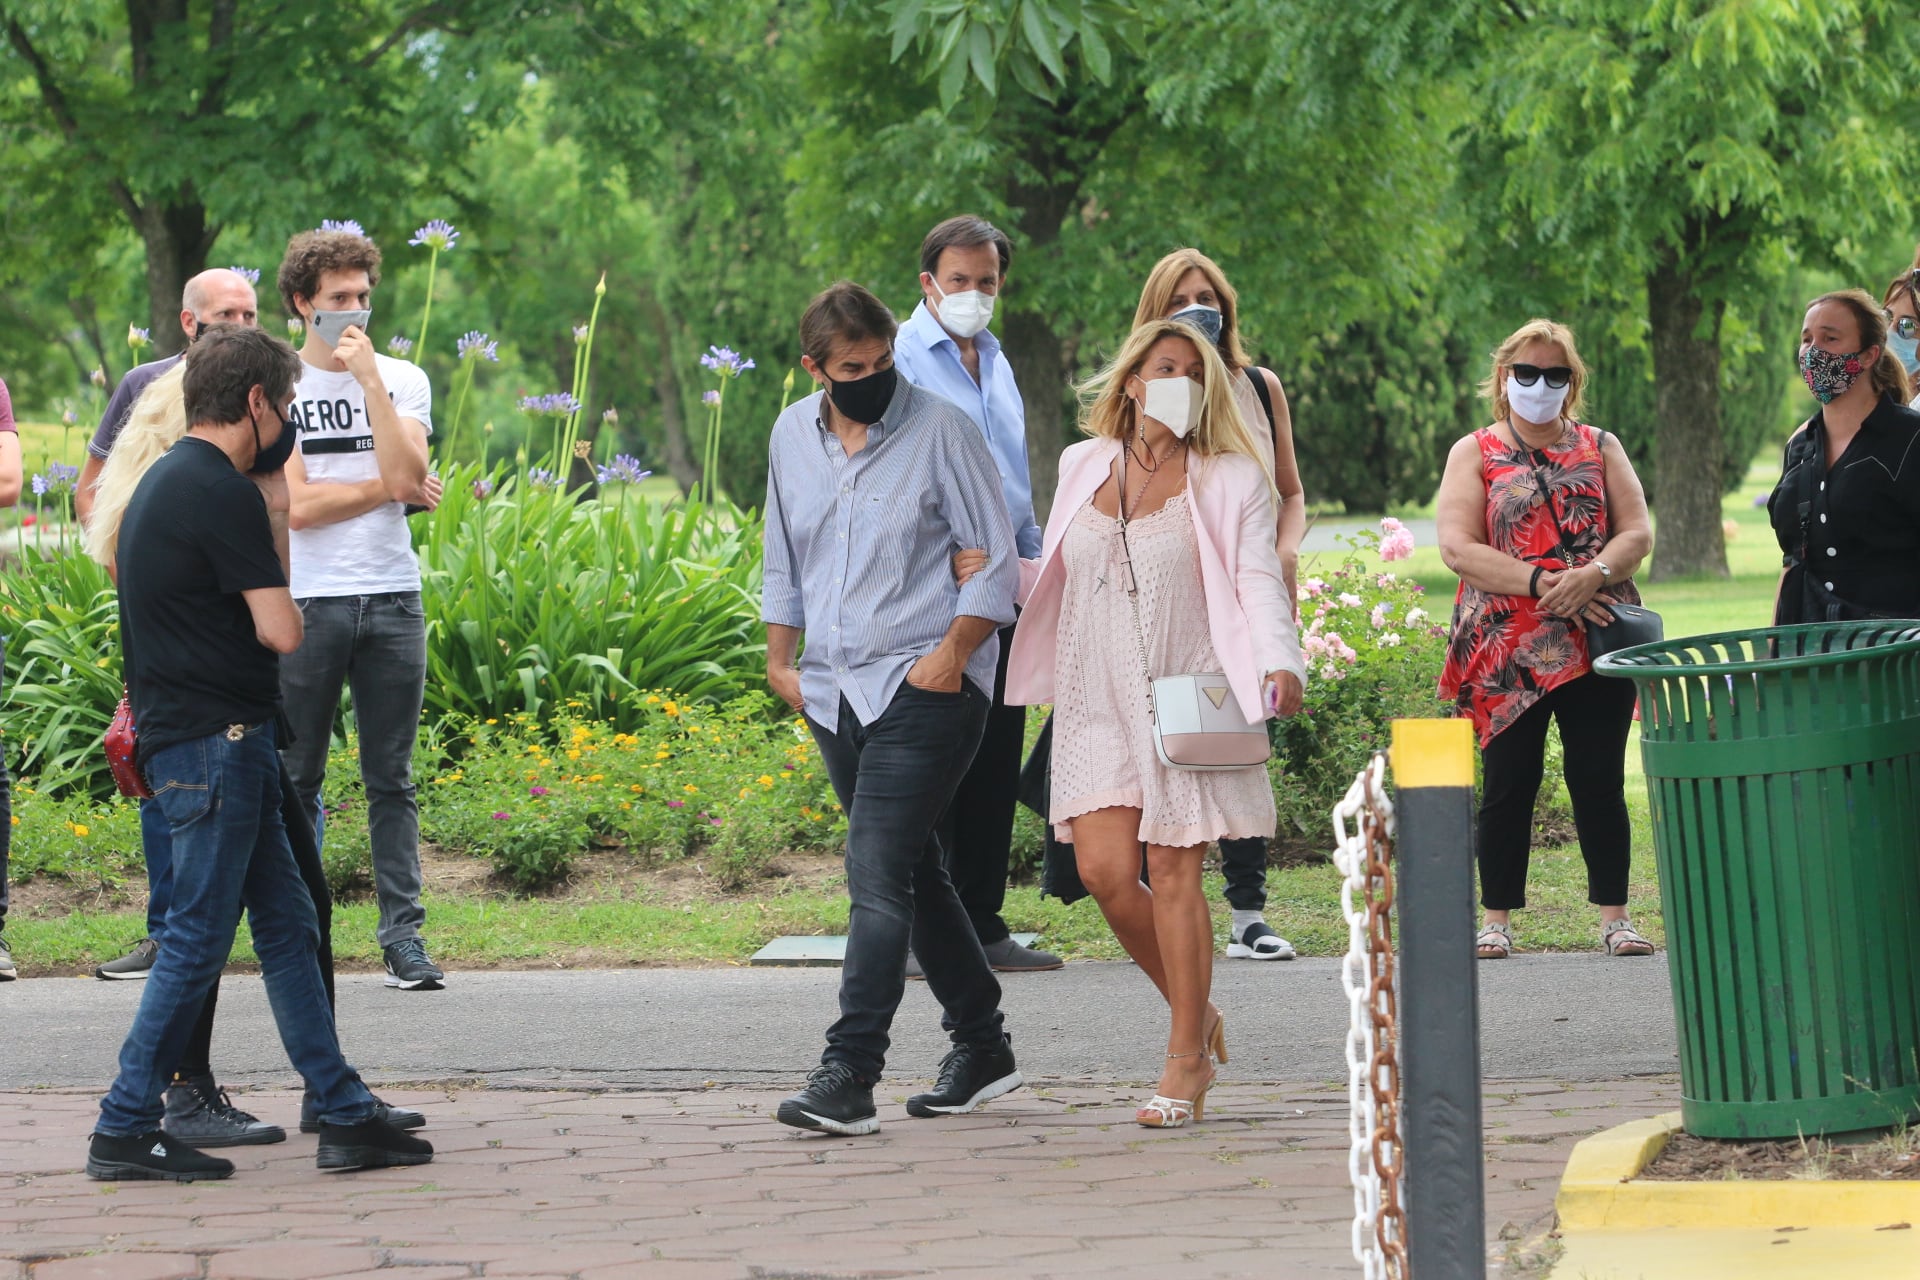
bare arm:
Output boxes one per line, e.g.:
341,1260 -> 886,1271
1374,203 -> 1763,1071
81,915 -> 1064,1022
74,451 -> 103,522
905,615 -> 1000,694
1261,369 -> 1306,605
284,446 -> 394,530
0,432 -> 22,508
334,326 -> 431,498
1436,434 -> 1542,597
766,622 -> 804,713
243,586 -> 303,653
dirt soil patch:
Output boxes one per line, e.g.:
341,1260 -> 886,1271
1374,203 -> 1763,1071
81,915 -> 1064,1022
1639,1129 -> 1920,1182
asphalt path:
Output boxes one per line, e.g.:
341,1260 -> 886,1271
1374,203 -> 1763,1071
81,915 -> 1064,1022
0,954 -> 1674,1091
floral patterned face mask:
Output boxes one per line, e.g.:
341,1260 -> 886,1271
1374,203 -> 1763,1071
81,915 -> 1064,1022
1800,344 -> 1866,404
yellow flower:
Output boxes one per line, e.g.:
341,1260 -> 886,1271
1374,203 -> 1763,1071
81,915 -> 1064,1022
646,695 -> 661,705
567,749 -> 582,760
683,783 -> 698,794
8,815 -> 16,826
757,775 -> 775,788
71,823 -> 90,838
663,701 -> 680,716
630,784 -> 643,793
589,773 -> 604,782
655,750 -> 670,760
621,801 -> 633,811
485,718 -> 498,725
739,787 -> 751,799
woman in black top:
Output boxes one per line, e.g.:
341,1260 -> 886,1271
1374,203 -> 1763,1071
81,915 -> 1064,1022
1769,289 -> 1920,624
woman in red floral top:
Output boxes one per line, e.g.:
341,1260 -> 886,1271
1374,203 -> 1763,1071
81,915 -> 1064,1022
1436,319 -> 1655,960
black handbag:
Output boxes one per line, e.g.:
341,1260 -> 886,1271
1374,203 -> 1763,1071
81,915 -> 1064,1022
1525,428 -> 1663,654
1587,603 -> 1664,658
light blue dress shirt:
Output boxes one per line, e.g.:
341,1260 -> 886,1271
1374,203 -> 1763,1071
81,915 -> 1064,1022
891,301 -> 1043,559
762,379 -> 1018,727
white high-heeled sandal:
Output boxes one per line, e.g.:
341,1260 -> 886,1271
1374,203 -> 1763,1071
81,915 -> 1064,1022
1137,1050 -> 1213,1129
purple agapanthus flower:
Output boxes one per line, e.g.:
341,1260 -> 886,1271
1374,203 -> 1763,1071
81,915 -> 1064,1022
701,389 -> 722,407
89,367 -> 106,388
227,266 -> 260,284
518,392 -> 582,417
602,407 -> 619,426
32,462 -> 80,496
127,325 -> 151,349
409,219 -> 459,251
595,454 -> 651,485
318,219 -> 366,236
699,345 -> 755,377
286,318 -> 305,339
528,467 -> 561,490
387,335 -> 415,357
471,477 -> 494,499
60,409 -> 77,427
456,330 -> 499,363
572,324 -> 589,345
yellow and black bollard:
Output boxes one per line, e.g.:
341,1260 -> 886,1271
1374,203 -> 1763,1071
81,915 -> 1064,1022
1390,718 -> 1486,1280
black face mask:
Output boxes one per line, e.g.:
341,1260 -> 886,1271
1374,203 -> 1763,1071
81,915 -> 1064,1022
249,405 -> 298,475
825,365 -> 898,425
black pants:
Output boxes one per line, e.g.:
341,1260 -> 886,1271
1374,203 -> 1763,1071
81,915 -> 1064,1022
935,623 -> 1022,945
177,757 -> 336,1078
1476,672 -> 1638,911
1218,838 -> 1267,912
810,686 -> 1004,1081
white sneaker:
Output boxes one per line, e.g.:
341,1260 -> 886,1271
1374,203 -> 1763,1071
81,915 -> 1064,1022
1226,921 -> 1295,960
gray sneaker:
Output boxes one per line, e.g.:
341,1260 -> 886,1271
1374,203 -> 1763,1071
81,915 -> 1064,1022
96,937 -> 158,980
0,932 -> 15,981
982,937 -> 1063,972
162,1076 -> 286,1147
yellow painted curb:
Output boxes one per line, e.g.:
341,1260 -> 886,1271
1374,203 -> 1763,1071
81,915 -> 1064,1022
1556,1110 -> 1920,1230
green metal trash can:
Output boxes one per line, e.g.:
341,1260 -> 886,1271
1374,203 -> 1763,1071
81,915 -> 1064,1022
1595,621 -> 1920,1138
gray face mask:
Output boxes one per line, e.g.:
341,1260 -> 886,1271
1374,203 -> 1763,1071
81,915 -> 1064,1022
309,308 -> 371,347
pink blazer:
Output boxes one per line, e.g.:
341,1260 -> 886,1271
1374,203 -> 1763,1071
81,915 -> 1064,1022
1006,438 -> 1306,723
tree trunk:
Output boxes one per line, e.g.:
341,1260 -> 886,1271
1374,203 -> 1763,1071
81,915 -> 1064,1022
1002,310 -> 1075,526
135,202 -> 212,358
1646,251 -> 1729,580
638,289 -> 701,493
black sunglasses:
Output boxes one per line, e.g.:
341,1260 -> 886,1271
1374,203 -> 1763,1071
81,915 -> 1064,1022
1881,308 -> 1918,341
1511,363 -> 1573,389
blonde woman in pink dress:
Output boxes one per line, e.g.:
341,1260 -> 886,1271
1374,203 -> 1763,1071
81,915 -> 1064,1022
1006,319 -> 1306,1127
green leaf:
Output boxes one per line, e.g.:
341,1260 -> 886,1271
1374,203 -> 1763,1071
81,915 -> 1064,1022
1020,0 -> 1068,83
939,46 -> 970,109
967,21 -> 998,96
1078,20 -> 1113,83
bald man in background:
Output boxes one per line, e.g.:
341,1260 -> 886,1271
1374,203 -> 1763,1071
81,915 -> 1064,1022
76,269 -> 261,526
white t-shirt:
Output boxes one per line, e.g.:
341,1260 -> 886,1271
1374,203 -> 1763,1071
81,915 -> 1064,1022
286,352 -> 433,597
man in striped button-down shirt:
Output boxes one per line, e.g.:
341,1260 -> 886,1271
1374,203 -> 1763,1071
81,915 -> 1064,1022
763,281 -> 1025,1137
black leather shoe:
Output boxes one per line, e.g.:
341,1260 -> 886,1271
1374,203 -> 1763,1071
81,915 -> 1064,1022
316,1116 -> 434,1172
300,1091 -> 425,1135
775,1062 -> 879,1136
87,1130 -> 234,1182
906,1034 -> 1023,1117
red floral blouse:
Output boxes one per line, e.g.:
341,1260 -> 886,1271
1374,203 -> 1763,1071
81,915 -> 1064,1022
1437,422 -> 1640,746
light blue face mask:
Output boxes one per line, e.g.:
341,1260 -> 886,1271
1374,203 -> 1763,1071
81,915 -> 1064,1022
1890,332 -> 1920,377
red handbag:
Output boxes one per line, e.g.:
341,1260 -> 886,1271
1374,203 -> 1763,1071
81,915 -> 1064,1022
104,687 -> 154,799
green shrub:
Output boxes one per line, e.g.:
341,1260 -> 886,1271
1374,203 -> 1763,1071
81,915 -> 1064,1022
0,550 -> 122,797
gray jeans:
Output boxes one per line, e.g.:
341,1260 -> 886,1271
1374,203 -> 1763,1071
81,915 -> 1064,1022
279,592 -> 427,948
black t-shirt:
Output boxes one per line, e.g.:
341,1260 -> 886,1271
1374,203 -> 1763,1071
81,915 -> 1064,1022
117,437 -> 288,764
1768,395 -> 1920,624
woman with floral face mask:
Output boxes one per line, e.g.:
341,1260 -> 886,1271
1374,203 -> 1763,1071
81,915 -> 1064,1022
1435,319 -> 1655,961
1769,289 -> 1919,625
1005,318 -> 1306,1129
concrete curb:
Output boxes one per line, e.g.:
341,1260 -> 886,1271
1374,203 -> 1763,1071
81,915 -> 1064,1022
1556,1110 -> 1920,1230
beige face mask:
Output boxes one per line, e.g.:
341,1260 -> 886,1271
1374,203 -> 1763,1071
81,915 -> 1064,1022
1139,375 -> 1203,439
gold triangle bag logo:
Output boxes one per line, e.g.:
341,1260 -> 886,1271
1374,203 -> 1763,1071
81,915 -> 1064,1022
1204,686 -> 1228,710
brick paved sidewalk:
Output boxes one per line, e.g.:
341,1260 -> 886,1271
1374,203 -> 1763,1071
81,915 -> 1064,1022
2,1077 -> 1679,1280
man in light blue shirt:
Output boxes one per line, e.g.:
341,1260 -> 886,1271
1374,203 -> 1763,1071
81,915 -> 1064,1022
890,216 -> 1060,975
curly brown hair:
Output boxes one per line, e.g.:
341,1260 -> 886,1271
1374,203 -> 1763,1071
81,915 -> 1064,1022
277,230 -> 382,317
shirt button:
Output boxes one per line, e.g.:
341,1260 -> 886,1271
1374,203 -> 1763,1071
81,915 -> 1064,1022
1820,481 -> 1826,491
830,625 -> 838,631
1827,547 -> 1838,557
1826,582 -> 1835,590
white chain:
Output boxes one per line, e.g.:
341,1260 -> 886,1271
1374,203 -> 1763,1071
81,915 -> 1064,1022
1332,752 -> 1398,1280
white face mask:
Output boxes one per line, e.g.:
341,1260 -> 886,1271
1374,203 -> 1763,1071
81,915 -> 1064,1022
930,280 -> 995,340
1139,375 -> 1204,440
1505,371 -> 1569,426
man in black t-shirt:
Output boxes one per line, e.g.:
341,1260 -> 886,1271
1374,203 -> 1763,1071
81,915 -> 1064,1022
87,326 -> 433,1183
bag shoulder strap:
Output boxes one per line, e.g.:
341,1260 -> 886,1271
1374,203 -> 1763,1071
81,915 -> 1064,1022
1245,365 -> 1276,431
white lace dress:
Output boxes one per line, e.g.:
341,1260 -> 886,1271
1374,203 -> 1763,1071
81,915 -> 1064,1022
1049,491 -> 1277,847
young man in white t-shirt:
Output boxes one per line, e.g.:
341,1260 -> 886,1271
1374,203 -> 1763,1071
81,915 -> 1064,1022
274,229 -> 445,991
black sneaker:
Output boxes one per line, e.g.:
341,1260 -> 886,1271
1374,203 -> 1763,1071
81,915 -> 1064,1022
315,1115 -> 434,1172
300,1087 -> 426,1135
775,1062 -> 879,1136
96,937 -> 158,980
382,938 -> 444,991
86,1130 -> 234,1182
0,931 -> 14,981
906,1034 -> 1023,1117
162,1075 -> 286,1147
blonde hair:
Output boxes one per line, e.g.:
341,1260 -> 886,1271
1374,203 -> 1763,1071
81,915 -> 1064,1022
1079,319 -> 1275,492
84,362 -> 189,567
1480,318 -> 1589,423
1131,248 -> 1253,373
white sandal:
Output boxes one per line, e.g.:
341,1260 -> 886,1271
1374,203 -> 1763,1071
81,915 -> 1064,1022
1602,918 -> 1654,956
1227,920 -> 1296,961
1137,1050 -> 1213,1128
1475,920 -> 1513,959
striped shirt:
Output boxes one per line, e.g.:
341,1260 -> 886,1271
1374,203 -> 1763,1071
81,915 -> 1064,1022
762,380 -> 1018,726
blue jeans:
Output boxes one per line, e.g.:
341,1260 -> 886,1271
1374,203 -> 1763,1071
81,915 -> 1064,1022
279,592 -> 427,948
807,683 -> 1004,1081
96,722 -> 373,1137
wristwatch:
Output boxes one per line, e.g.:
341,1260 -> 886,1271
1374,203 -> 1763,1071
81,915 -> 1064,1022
1593,560 -> 1613,583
